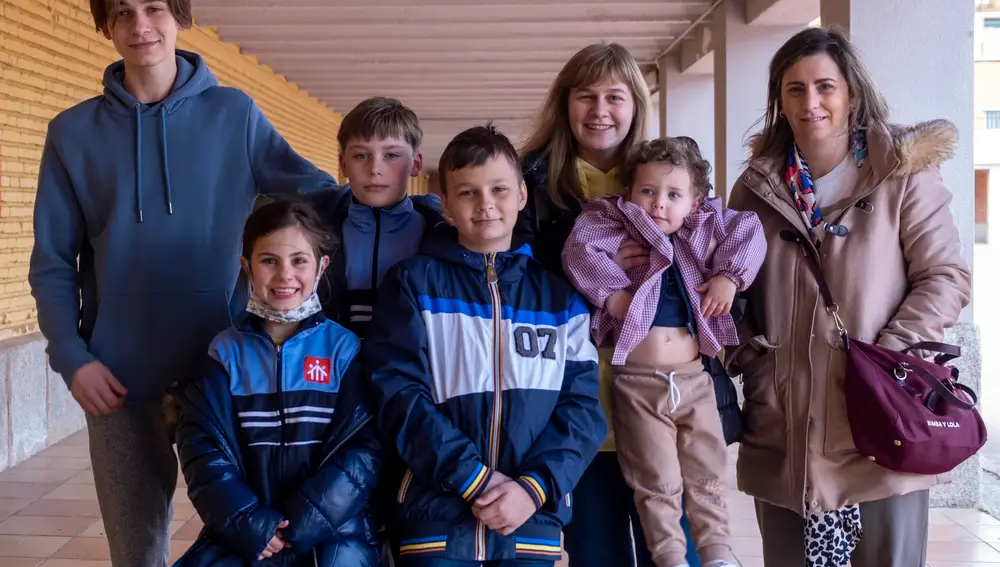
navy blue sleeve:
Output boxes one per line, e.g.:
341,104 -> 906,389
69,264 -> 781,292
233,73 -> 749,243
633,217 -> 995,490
280,358 -> 384,551
363,266 -> 494,503
516,294 -> 607,510
175,358 -> 285,561
245,97 -> 344,196
27,128 -> 96,387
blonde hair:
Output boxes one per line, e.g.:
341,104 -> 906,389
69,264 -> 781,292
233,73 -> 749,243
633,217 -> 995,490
337,96 -> 423,152
520,43 -> 652,209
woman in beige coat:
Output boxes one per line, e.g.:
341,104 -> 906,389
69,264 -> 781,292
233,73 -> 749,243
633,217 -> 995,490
725,26 -> 972,567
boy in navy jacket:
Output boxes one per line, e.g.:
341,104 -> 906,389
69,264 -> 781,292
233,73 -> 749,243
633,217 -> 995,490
363,123 -> 607,566
308,97 -> 443,338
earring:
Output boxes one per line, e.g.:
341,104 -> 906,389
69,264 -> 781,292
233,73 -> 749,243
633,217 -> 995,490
779,110 -> 786,118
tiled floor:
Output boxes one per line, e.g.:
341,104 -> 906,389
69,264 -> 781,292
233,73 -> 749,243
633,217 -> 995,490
1,432 -> 999,566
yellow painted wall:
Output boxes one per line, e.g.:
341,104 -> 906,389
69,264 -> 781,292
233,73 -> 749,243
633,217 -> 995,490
408,174 -> 432,196
0,0 -> 344,340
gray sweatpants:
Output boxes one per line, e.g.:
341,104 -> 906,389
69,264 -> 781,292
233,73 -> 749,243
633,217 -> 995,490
754,490 -> 929,567
87,402 -> 179,567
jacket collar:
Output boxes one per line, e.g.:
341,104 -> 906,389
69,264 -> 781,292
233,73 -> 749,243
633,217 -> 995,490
418,224 -> 534,283
236,312 -> 327,340
743,119 -> 958,221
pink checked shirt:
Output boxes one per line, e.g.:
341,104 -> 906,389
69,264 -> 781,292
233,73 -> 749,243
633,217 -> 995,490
561,195 -> 766,366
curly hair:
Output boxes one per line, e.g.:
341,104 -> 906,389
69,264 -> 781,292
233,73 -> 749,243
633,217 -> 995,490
621,136 -> 713,199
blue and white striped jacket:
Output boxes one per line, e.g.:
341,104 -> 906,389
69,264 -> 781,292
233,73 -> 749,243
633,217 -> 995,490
172,314 -> 383,567
363,225 -> 607,563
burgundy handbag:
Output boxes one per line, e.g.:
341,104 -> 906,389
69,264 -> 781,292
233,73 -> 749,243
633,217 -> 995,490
781,229 -> 987,475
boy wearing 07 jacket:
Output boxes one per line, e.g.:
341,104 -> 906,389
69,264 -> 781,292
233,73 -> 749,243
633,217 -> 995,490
363,123 -> 607,567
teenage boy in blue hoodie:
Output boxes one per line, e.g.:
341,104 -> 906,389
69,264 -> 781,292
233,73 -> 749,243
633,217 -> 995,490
310,96 -> 443,338
27,1 -> 343,565
363,123 -> 607,566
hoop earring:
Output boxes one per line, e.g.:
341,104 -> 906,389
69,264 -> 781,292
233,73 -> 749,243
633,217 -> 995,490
779,110 -> 786,118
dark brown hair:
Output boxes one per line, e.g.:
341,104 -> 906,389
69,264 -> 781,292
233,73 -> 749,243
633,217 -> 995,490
519,42 -> 652,209
241,198 -> 335,262
438,122 -> 523,195
621,136 -> 713,198
337,96 -> 423,152
750,25 -> 890,162
91,0 -> 193,33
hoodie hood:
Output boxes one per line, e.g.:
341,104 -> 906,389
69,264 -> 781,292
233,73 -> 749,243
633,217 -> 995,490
102,50 -> 218,222
418,224 -> 534,282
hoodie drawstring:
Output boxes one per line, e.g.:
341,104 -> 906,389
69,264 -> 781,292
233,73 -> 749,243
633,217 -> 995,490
134,104 -> 143,223
655,370 -> 682,412
160,107 -> 174,215
133,104 -> 175,223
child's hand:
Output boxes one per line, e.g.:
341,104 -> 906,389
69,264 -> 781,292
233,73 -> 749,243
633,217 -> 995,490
605,290 -> 633,320
472,483 -> 537,535
258,520 -> 291,560
696,275 -> 737,317
481,471 -> 512,495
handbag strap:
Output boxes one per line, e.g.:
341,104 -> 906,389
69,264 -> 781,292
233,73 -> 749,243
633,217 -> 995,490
778,229 -> 961,364
910,364 -> 977,410
902,341 -> 962,365
778,230 -> 846,332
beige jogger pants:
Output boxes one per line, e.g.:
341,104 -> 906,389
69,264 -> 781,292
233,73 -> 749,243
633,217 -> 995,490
612,359 -> 734,567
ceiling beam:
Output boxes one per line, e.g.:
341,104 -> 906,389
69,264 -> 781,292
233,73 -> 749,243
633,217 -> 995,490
194,3 -> 708,25
679,25 -> 713,73
198,0 -> 711,7
213,21 -> 690,41
219,37 -> 674,54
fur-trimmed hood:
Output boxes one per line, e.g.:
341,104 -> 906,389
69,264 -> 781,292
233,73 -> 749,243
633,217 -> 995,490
748,118 -> 957,179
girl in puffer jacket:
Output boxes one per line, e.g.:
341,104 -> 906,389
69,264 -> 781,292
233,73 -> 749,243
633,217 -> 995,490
171,198 -> 385,567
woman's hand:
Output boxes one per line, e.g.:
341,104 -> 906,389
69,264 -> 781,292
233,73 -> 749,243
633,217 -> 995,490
614,239 -> 649,270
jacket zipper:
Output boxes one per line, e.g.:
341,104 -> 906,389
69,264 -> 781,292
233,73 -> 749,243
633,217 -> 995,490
371,208 -> 382,289
276,344 -> 285,475
477,252 -> 503,561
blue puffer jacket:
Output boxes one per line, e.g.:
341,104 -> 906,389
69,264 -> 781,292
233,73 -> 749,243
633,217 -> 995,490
171,314 -> 384,567
363,225 -> 608,563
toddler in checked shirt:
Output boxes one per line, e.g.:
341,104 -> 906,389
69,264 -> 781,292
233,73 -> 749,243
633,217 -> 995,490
561,136 -> 766,567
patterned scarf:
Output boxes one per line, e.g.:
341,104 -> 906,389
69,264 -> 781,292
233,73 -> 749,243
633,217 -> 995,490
784,130 -> 868,248
790,129 -> 869,566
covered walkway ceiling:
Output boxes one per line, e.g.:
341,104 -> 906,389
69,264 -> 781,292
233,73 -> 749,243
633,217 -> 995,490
192,0 -> 718,172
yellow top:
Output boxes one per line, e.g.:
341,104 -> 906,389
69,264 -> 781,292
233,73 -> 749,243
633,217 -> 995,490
575,158 -> 621,201
574,158 -> 625,452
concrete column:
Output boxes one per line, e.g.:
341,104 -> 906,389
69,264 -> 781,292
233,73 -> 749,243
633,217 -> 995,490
658,61 -> 669,138
649,96 -> 662,139
713,0 -> 803,203
661,65 -> 715,194
822,0 -> 980,509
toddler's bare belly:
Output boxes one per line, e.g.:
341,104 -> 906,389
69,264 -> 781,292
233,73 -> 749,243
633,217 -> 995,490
624,326 -> 700,367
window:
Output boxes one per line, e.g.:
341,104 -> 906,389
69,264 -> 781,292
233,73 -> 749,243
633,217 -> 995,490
987,111 -> 1000,129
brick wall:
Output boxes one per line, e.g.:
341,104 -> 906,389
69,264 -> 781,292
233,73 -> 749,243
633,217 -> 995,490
0,0 -> 344,341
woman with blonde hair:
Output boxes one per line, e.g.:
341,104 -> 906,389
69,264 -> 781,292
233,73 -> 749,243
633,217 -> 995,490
515,42 -> 742,567
726,26 -> 971,567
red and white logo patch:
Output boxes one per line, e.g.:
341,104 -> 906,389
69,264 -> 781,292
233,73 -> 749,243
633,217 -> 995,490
304,357 -> 331,384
